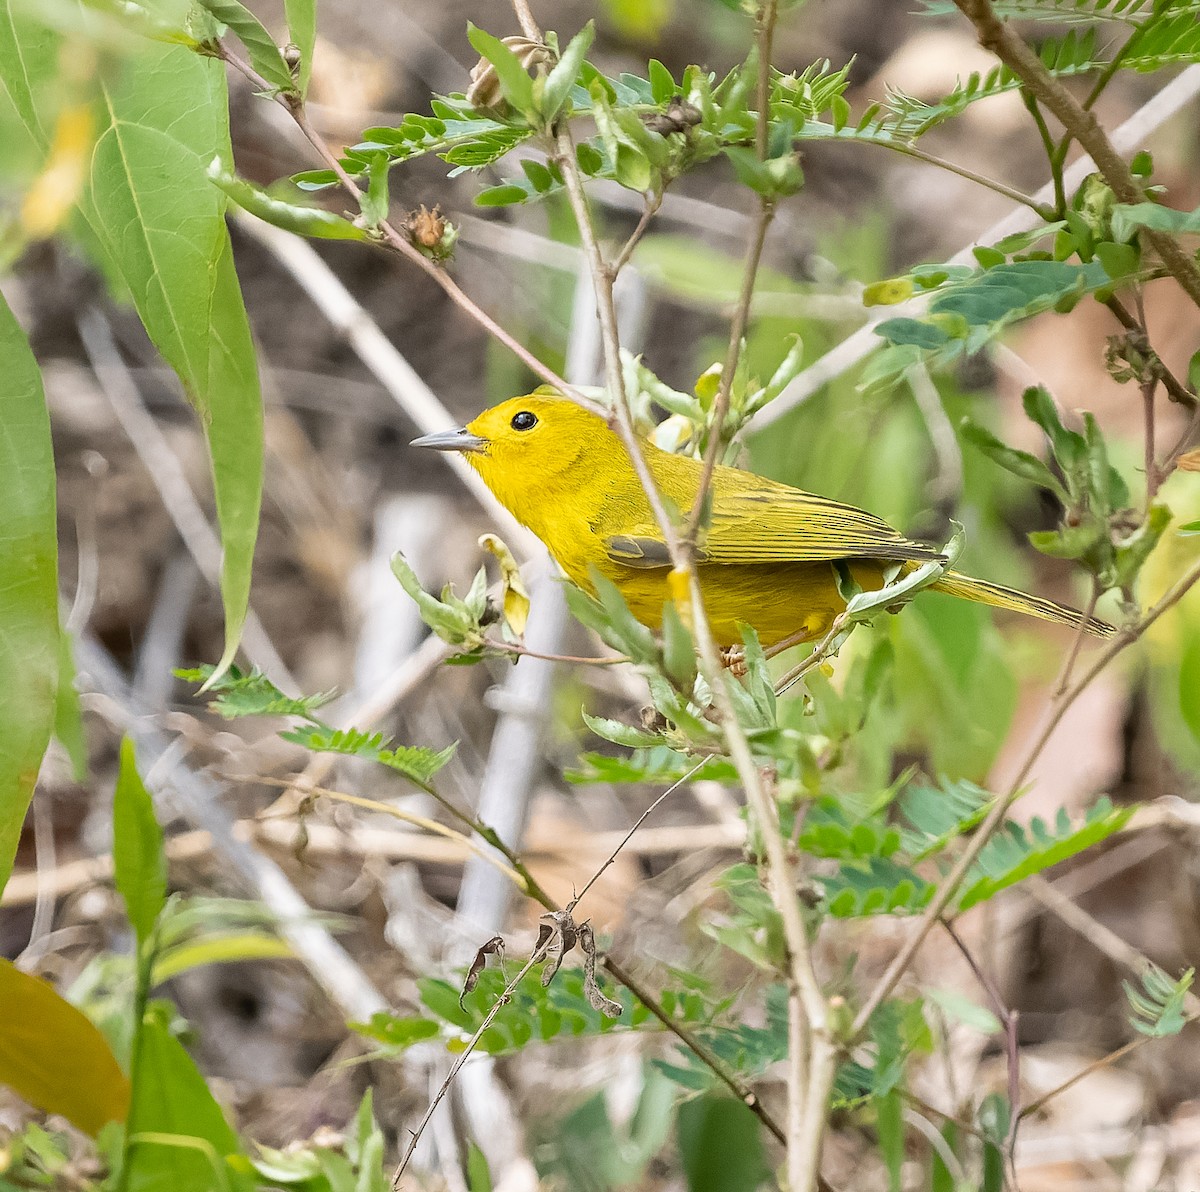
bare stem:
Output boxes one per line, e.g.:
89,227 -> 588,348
610,192 -> 663,278
392,943 -> 549,1186
953,0 -> 1200,310
685,2 -> 779,547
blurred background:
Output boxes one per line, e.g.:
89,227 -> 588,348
3,0 -> 1200,1187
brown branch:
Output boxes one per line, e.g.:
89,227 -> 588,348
215,45 -> 599,413
952,0 -> 1200,310
853,555 -> 1200,1038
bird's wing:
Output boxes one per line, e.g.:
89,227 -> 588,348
603,485 -> 944,568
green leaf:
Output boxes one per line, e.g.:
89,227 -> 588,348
648,58 -> 675,104
390,553 -> 477,643
957,798 -> 1134,911
660,601 -> 697,689
960,417 -> 1068,501
0,1 -> 58,144
1179,634 -> 1200,743
55,628 -> 87,781
466,1142 -> 492,1192
1124,963 -> 1194,1037
1095,239 -> 1140,279
193,0 -> 294,91
676,1095 -> 768,1192
541,22 -> 594,122
282,0 -> 315,91
926,987 -> 1002,1035
582,713 -> 665,749
1111,199 -> 1200,242
175,665 -> 334,719
467,23 -> 536,117
80,42 -> 264,684
208,162 -> 368,239
112,739 -> 167,946
876,1089 -> 903,1192
151,931 -> 293,984
474,182 -> 532,207
0,293 -> 58,896
123,1003 -> 252,1191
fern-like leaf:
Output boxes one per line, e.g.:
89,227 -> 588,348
957,798 -> 1133,911
1124,964 -> 1195,1037
175,666 -> 334,721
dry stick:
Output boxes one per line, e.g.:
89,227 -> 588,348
76,308 -> 295,686
75,635 -> 390,1023
852,557 -> 1200,1039
392,943 -> 550,1186
753,63 -> 1200,432
952,0 -> 1200,311
1023,872 -> 1200,1019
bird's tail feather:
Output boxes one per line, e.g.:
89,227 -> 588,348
932,570 -> 1115,638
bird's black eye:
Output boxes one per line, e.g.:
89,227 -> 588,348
510,410 -> 538,432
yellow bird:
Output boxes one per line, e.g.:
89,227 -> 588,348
412,394 -> 1113,646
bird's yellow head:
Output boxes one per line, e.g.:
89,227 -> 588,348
411,394 -> 613,516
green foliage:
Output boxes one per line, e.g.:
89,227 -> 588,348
966,385 -> 1165,596
112,739 -> 167,947
1124,964 -> 1195,1037
177,665 -> 457,789
174,664 -> 335,719
0,290 -> 58,897
676,1095 -> 769,1192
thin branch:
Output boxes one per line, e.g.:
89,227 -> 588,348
685,1 -> 779,548
392,942 -> 550,1187
953,0 -> 1200,310
870,138 -> 1047,214
852,556 -> 1200,1038
752,64 -> 1200,431
569,761 -> 707,912
941,921 -> 1021,1182
609,192 -> 663,278
216,45 -> 595,413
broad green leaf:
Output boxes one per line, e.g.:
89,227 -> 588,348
1111,200 -> 1200,242
282,0 -> 315,91
582,712 -> 665,749
194,0 -> 294,91
123,1003 -> 251,1192
876,1089 -> 903,1192
80,42 -> 263,683
207,161 -> 367,239
0,959 -> 130,1135
0,1 -> 57,145
466,1141 -> 492,1192
113,738 -> 166,945
0,292 -> 58,896
676,1095 -> 768,1192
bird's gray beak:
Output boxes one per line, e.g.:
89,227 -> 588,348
410,427 -> 487,453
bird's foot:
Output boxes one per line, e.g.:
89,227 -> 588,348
720,645 -> 747,677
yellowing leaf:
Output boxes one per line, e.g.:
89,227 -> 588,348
0,960 -> 130,1135
1177,448 -> 1200,473
479,533 -> 530,637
